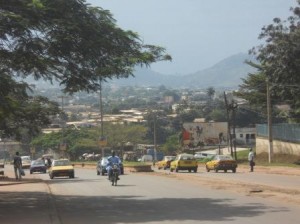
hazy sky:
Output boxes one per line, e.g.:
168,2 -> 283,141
87,0 -> 297,75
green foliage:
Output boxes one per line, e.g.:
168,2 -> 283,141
0,0 -> 171,140
209,109 -> 227,122
161,134 -> 180,155
243,3 -> 300,121
0,0 -> 171,94
206,87 -> 215,100
31,123 -> 148,158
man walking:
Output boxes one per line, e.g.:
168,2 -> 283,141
13,152 -> 22,180
248,148 -> 255,172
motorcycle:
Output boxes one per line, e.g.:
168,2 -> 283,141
109,163 -> 120,186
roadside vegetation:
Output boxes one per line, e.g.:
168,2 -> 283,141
1,1 -> 299,160
196,149 -> 300,168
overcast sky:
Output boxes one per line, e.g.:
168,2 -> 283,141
87,0 -> 297,75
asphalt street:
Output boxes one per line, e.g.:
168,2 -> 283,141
0,164 -> 300,224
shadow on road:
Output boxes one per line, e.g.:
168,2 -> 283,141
0,190 -> 289,223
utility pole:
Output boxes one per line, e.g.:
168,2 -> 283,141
266,77 -> 273,163
98,78 -> 106,158
153,111 -> 157,164
58,95 -> 68,157
231,100 -> 238,160
224,92 -> 233,157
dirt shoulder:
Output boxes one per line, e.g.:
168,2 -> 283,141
148,164 -> 300,206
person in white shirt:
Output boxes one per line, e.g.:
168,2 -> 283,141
248,148 -> 255,172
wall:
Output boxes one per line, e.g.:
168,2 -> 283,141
256,137 -> 300,156
234,127 -> 256,146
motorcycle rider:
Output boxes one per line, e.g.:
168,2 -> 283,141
106,150 -> 121,180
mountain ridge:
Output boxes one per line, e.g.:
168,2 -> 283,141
110,52 -> 256,89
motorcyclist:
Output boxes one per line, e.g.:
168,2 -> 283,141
106,150 -> 121,180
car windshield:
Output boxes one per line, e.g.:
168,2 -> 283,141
53,160 -> 71,166
180,155 -> 194,160
31,160 -> 45,165
216,155 -> 234,160
165,156 -> 175,161
21,156 -> 31,161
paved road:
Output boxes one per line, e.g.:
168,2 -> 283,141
1,165 -> 300,224
155,164 -> 300,191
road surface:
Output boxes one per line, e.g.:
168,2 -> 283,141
0,164 -> 299,224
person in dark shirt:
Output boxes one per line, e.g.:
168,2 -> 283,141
13,152 -> 22,180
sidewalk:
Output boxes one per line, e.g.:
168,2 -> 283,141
0,165 -> 60,224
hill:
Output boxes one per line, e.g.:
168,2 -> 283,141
109,53 -> 257,89
25,53 -> 257,90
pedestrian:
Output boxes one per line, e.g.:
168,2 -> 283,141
248,148 -> 255,172
13,152 -> 22,180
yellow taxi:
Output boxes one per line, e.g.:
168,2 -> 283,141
49,159 -> 75,179
156,156 -> 176,170
170,153 -> 198,173
205,154 -> 237,173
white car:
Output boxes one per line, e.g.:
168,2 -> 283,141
21,156 -> 31,169
194,152 -> 215,159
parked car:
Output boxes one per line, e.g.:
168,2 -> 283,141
170,153 -> 198,173
194,152 -> 215,159
49,159 -> 75,179
138,155 -> 153,162
30,160 -> 47,174
96,157 -> 124,176
21,156 -> 31,169
156,156 -> 176,170
205,155 -> 237,173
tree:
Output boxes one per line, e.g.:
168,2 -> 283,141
206,87 -> 215,100
161,134 -> 180,155
31,123 -> 148,159
0,0 -> 171,94
0,0 -> 171,139
0,71 -> 60,141
247,2 -> 300,121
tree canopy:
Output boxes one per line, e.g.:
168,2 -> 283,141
0,0 -> 171,94
0,0 -> 171,140
236,1 -> 300,122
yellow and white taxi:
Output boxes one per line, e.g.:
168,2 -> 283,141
170,153 -> 198,173
205,155 -> 237,173
49,159 -> 75,179
156,156 -> 176,170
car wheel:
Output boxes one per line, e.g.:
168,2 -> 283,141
188,169 -> 191,173
215,169 -> 218,173
224,170 -> 227,173
232,168 -> 236,173
194,168 -> 197,173
175,167 -> 179,172
206,165 -> 210,172
43,170 -> 47,173
50,174 -> 54,179
30,171 -> 33,174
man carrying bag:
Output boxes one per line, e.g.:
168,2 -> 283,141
13,152 -> 23,180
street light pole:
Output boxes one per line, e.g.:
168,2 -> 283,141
266,77 -> 273,163
153,112 -> 157,163
58,95 -> 68,157
99,78 -> 105,158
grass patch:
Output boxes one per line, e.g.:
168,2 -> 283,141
123,161 -> 149,167
236,150 -> 300,167
254,152 -> 300,167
